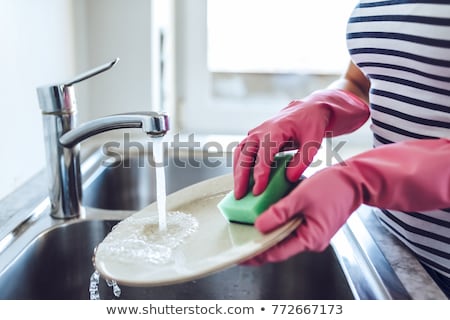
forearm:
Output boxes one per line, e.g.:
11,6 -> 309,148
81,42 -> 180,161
336,138 -> 450,211
327,61 -> 370,103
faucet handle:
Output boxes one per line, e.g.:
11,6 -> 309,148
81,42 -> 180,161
64,58 -> 119,86
37,58 -> 119,114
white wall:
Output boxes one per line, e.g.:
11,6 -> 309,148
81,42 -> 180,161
0,0 -> 76,200
0,0 -> 154,200
73,0 -> 153,123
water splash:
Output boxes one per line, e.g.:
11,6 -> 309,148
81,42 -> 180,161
89,270 -> 122,300
96,211 -> 199,265
106,278 -> 122,298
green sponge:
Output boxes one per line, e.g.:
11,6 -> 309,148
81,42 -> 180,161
218,153 -> 297,225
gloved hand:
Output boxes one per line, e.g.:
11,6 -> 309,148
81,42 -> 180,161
233,89 -> 369,199
244,138 -> 450,265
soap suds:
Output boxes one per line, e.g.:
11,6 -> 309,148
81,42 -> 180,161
96,211 -> 199,265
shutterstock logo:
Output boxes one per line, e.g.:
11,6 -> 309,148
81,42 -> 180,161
100,133 -> 348,169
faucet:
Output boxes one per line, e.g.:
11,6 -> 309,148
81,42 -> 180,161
36,58 -> 169,219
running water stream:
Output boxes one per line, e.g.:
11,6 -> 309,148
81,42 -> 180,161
153,137 -> 167,231
90,136 -> 199,299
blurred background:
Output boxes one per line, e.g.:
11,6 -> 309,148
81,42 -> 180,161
0,0 -> 371,200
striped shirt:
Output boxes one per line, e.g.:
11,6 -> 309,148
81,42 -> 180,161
346,0 -> 450,282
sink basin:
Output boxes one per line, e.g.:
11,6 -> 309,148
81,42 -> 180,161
0,145 -> 411,300
0,219 -> 352,300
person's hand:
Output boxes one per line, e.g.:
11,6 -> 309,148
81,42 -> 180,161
233,89 -> 369,199
244,138 -> 450,265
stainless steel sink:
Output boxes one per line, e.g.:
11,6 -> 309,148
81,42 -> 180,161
0,145 -> 411,300
0,219 -> 352,300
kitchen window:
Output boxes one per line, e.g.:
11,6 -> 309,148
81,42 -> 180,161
173,0 -> 357,134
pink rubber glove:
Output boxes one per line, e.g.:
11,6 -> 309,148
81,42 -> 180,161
233,89 -> 369,199
245,138 -> 450,265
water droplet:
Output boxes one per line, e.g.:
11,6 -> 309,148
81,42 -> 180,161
105,279 -> 115,287
90,292 -> 100,300
90,270 -> 100,283
113,284 -> 122,297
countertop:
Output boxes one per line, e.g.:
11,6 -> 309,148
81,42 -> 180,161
0,133 -> 447,300
357,208 -> 447,299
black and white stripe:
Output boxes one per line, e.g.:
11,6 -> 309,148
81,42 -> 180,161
347,0 -> 450,279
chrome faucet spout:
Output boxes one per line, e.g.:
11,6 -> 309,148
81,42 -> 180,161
59,112 -> 169,148
36,59 -> 169,219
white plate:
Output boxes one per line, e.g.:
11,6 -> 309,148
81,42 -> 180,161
94,174 -> 301,287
